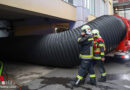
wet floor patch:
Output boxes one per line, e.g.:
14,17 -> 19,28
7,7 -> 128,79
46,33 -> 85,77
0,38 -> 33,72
21,77 -> 92,90
39,77 -> 92,90
20,77 -> 122,90
96,85 -> 118,90
20,73 -> 130,90
126,63 -> 130,67
107,73 -> 130,81
40,77 -> 72,89
124,85 -> 130,89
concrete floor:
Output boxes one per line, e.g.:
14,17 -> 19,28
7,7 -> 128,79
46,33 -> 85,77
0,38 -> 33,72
1,59 -> 130,90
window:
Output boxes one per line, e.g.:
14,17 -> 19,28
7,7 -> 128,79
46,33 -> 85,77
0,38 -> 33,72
126,10 -> 130,20
68,0 -> 73,4
64,0 -> 68,3
100,0 -> 105,15
64,0 -> 73,5
116,9 -> 130,20
84,0 -> 89,8
85,0 -> 95,15
90,0 -> 95,15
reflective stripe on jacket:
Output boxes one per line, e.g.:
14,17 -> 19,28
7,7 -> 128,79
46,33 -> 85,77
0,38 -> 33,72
78,35 -> 94,59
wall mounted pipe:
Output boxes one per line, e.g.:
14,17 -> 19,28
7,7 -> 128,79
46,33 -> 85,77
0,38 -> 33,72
0,15 -> 127,67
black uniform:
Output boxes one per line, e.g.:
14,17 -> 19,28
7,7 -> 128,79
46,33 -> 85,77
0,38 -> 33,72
74,35 -> 96,85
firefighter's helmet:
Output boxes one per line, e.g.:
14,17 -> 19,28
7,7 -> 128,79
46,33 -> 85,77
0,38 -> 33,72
92,29 -> 100,37
81,25 -> 91,35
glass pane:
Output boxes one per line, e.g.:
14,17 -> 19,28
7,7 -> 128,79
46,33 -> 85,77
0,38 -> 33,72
125,10 -> 130,19
89,0 -> 95,15
84,0 -> 87,8
64,0 -> 68,2
87,0 -> 90,9
118,11 -> 125,17
68,0 -> 73,4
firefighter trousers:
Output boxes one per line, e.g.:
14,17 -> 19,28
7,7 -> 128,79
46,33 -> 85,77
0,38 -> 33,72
77,59 -> 95,80
94,60 -> 106,77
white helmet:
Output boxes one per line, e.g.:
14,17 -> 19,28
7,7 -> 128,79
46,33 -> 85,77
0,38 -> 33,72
92,29 -> 100,37
81,25 -> 91,35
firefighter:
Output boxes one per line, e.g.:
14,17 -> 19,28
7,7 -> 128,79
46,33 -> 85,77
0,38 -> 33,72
92,29 -> 106,82
70,25 -> 96,86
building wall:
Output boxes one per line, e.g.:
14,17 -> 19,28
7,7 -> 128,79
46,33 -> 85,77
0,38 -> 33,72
66,0 -> 113,28
108,0 -> 113,15
13,18 -> 53,36
88,15 -> 96,21
95,0 -> 100,17
113,0 -> 130,19
15,24 -> 52,36
95,0 -> 112,17
0,0 -> 76,21
118,0 -> 129,3
0,0 -> 113,36
72,0 -> 89,28
14,18 -> 71,36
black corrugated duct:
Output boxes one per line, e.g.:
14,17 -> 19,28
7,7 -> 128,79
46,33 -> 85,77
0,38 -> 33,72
0,15 -> 126,67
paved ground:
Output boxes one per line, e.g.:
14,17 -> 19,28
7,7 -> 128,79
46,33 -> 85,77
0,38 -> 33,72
1,59 -> 130,90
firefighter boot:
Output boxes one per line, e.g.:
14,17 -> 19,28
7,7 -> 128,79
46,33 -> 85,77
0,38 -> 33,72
69,78 -> 85,87
87,78 -> 96,86
98,76 -> 106,82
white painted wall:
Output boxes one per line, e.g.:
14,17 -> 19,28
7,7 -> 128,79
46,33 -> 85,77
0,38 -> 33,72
73,0 -> 89,28
65,0 -> 113,28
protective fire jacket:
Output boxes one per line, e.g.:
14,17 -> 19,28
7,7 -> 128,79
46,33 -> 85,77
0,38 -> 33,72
93,37 -> 105,60
77,35 -> 94,59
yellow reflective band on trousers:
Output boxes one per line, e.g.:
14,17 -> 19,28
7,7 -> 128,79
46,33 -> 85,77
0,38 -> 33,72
77,75 -> 83,80
101,72 -> 106,76
80,54 -> 93,58
93,56 -> 101,60
99,44 -> 104,47
88,38 -> 94,41
89,74 -> 96,78
78,38 -> 81,42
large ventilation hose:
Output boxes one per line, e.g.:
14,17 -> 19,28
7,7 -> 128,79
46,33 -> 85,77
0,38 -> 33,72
0,15 -> 126,67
